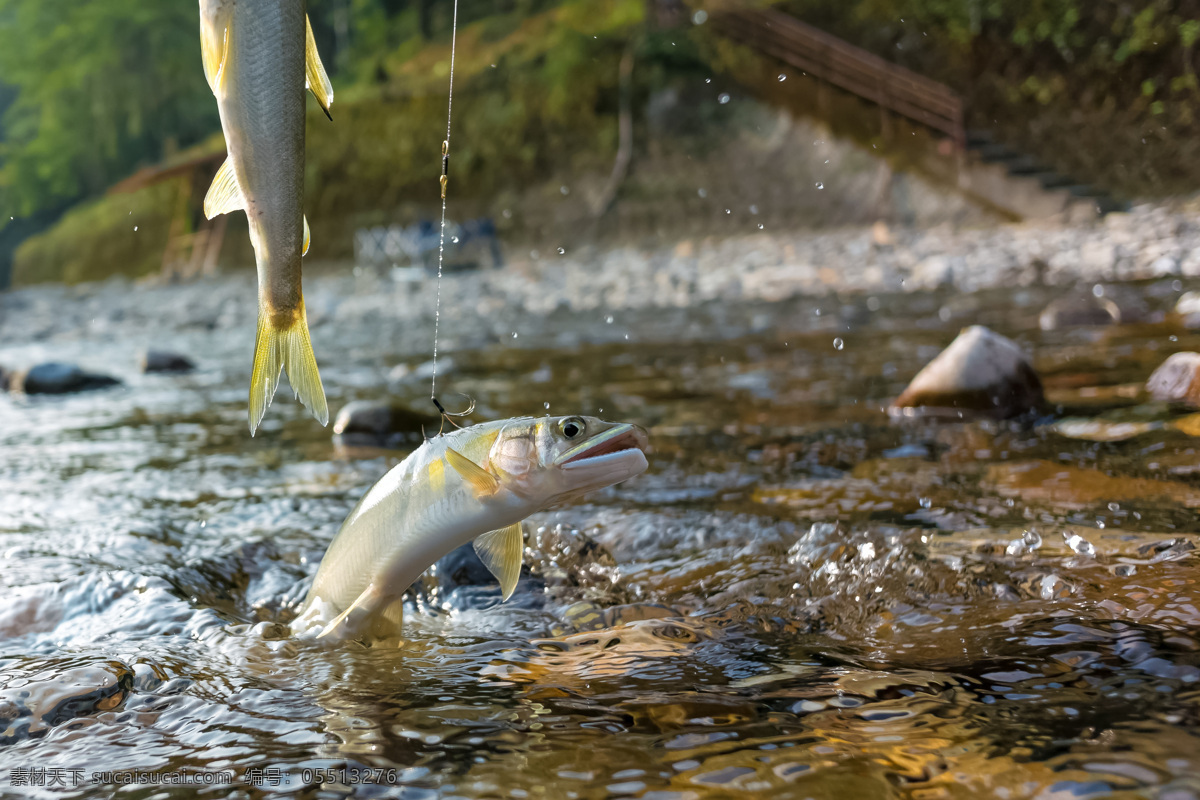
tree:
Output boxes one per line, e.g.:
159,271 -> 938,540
0,0 -> 217,223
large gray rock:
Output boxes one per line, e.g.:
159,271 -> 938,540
140,350 -> 195,374
1146,352 -> 1200,407
12,363 -> 121,395
889,325 -> 1044,419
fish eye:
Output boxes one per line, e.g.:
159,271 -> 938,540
559,417 -> 585,439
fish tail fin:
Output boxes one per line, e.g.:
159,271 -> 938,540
248,298 -> 328,435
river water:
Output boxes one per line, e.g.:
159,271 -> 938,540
0,269 -> 1198,798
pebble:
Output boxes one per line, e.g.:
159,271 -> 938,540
1146,352 -> 1200,407
140,349 -> 195,373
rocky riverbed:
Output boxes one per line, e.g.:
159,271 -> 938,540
2,217 -> 1200,798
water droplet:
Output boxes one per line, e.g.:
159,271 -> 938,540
1170,335 -> 1179,342
1092,284 -> 1105,298
512,332 -> 519,339
557,247 -> 565,255
624,334 -> 630,340
705,78 -> 711,84
1023,530 -> 1043,550
451,236 -> 460,243
691,9 -> 707,24
832,337 -> 844,350
718,93 -> 731,104
725,208 -> 731,215
1107,502 -> 1120,512
815,182 -> 824,190
757,223 -> 764,230
778,74 -> 786,81
544,401 -> 550,409
1062,531 -> 1096,557
918,496 -> 931,508
605,315 -> 614,324
133,226 -> 138,231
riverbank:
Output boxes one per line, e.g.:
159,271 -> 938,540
5,200 -> 1199,354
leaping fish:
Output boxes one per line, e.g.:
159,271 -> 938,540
198,0 -> 335,434
291,416 -> 650,643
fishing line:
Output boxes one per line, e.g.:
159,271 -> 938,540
430,0 -> 460,417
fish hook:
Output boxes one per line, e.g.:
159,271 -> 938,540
431,394 -> 476,435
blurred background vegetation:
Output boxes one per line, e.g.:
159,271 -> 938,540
2,0 -> 1199,285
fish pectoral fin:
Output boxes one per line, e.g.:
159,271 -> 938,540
473,522 -> 524,600
200,18 -> 231,93
305,15 -> 334,120
316,583 -> 383,642
303,215 -> 311,257
203,158 -> 244,220
249,297 -> 328,435
446,448 -> 500,496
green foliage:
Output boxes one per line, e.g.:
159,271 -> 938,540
12,182 -> 175,285
0,0 -> 217,224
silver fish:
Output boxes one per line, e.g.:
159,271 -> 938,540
291,415 -> 650,643
198,0 -> 335,434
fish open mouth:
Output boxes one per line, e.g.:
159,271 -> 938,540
558,424 -> 649,468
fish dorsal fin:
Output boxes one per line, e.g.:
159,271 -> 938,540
474,522 -> 524,600
305,15 -> 334,120
200,18 -> 231,93
303,215 -> 311,256
203,158 -> 244,220
446,447 -> 499,496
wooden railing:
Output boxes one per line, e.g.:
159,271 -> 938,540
712,5 -> 965,150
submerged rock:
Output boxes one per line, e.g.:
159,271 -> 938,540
332,400 -> 440,446
1146,352 -> 1200,407
890,325 -> 1043,419
140,349 -> 195,374
11,363 -> 121,395
0,660 -> 133,744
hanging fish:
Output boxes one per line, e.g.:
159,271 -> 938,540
291,416 -> 650,643
198,0 -> 335,433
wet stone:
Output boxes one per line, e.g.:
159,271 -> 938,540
0,660 -> 134,744
11,362 -> 122,394
140,349 -> 196,373
1146,352 -> 1200,407
889,325 -> 1044,420
332,400 -> 440,446
1176,291 -> 1200,328
1038,290 -> 1123,330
